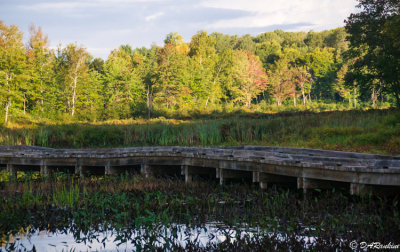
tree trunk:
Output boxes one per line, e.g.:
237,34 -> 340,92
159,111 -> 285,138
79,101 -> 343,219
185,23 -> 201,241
71,74 -> 77,116
146,85 -> 151,119
293,95 -> 296,107
301,85 -> 306,105
371,86 -> 377,108
276,97 -> 282,106
4,98 -> 10,124
4,73 -> 10,124
395,88 -> 400,109
396,95 -> 400,109
353,86 -> 357,108
23,93 -> 26,114
71,56 -> 83,117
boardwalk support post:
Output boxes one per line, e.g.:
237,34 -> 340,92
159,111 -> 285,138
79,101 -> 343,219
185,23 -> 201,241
7,163 -> 16,177
40,161 -> 48,176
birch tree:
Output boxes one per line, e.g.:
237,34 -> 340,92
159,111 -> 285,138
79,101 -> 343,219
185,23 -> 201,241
59,43 -> 90,116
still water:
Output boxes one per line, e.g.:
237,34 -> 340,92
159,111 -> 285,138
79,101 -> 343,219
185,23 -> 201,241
2,222 -> 316,251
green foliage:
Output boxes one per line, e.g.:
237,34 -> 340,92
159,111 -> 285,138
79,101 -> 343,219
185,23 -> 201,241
52,180 -> 81,208
0,5 -> 398,125
102,47 -> 145,119
0,21 -> 28,124
0,109 -> 397,154
1,175 -> 399,250
345,0 -> 400,107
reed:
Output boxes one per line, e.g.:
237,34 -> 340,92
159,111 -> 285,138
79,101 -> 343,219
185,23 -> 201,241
0,109 -> 398,154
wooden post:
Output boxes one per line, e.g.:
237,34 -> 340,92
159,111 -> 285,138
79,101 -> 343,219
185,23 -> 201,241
40,164 -> 48,176
7,163 -> 16,177
141,162 -> 150,178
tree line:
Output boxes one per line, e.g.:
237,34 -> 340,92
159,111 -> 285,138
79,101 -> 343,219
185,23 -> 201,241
0,0 -> 399,123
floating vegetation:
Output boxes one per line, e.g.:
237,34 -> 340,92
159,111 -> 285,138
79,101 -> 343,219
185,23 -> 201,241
0,174 -> 399,250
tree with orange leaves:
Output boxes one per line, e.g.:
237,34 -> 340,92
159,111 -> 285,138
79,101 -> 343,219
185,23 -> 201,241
231,50 -> 268,107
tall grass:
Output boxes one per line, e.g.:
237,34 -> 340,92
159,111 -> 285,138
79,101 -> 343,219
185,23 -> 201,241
0,109 -> 399,154
52,180 -> 81,208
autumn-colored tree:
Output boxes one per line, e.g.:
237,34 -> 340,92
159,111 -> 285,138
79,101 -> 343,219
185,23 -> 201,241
268,58 -> 295,106
165,32 -> 189,55
232,50 -> 268,107
292,66 -> 311,105
0,19 -> 394,122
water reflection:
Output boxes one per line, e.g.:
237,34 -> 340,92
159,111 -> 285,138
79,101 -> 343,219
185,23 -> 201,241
2,222 -> 265,251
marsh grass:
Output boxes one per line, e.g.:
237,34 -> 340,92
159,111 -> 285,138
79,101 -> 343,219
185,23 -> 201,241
0,109 -> 399,154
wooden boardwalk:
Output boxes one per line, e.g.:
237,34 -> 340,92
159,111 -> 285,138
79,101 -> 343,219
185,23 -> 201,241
1,145 -> 400,195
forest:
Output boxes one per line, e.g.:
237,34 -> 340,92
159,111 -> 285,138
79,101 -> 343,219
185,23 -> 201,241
0,1 -> 399,124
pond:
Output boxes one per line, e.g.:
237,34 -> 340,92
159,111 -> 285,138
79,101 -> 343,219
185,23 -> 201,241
0,175 -> 398,251
3,222 -> 319,251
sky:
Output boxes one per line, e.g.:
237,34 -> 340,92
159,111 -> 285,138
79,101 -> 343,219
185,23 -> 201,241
1,0 -> 358,59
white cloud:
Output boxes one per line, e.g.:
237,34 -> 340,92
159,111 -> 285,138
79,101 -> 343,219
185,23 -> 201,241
145,11 -> 165,22
200,0 -> 357,31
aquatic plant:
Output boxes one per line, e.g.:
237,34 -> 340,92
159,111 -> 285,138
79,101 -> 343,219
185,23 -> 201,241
0,175 -> 399,250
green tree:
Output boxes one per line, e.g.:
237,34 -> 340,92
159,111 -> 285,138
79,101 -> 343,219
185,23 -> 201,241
334,63 -> 359,107
133,45 -> 160,118
255,41 -> 282,68
103,47 -> 144,119
345,0 -> 400,107
234,34 -> 256,53
324,27 -> 348,62
154,43 -> 189,110
304,48 -> 336,100
26,24 -> 54,114
89,57 -> 104,74
188,31 -> 220,109
0,21 -> 27,124
56,43 -> 90,117
210,32 -> 236,53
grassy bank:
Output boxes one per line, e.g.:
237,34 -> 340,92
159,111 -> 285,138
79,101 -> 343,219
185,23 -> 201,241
1,174 -> 399,250
1,109 -> 399,155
